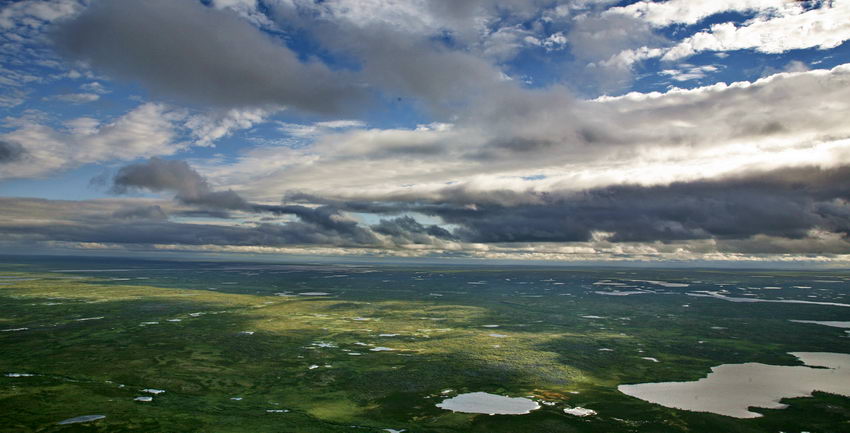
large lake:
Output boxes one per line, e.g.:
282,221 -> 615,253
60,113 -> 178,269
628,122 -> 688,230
618,352 -> 850,418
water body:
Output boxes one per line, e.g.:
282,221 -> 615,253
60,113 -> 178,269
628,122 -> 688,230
436,392 -> 540,415
789,320 -> 850,328
618,352 -> 850,418
594,290 -> 652,296
631,280 -> 690,288
687,291 -> 850,308
57,415 -> 105,425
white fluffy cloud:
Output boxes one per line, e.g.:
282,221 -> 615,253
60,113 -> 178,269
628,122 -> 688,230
605,0 -> 850,67
50,92 -> 100,103
659,64 -> 720,81
185,107 -> 280,147
0,0 -> 82,30
0,101 -> 289,179
0,103 -> 185,180
197,64 -> 850,203
605,0 -> 792,27
663,0 -> 850,61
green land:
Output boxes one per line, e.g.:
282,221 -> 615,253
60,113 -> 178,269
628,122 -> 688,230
1,256 -> 849,432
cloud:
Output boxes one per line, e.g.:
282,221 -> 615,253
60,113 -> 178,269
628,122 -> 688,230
111,158 -> 250,210
4,0 -> 850,263
7,162 -> 850,262
277,119 -> 366,139
108,157 -> 382,245
372,215 -> 456,244
0,103 -> 186,180
185,107 -> 280,147
784,60 -> 811,73
0,195 -> 387,250
661,1 -> 850,62
0,65 -> 42,89
607,1 -> 850,67
291,165 -> 850,246
342,29 -> 508,112
0,140 -> 26,163
0,211 -> 360,247
50,92 -> 100,103
0,89 -> 28,108
568,11 -> 664,76
478,24 -> 542,61
488,7 -> 665,91
80,81 -> 109,94
606,0 -> 791,27
0,101 -> 286,181
200,64 -> 850,206
659,64 -> 720,82
541,32 -> 569,51
53,0 -> 366,113
0,0 -> 82,30
209,0 -> 276,27
265,0 -> 552,113
0,1 -> 85,111
112,205 -> 169,221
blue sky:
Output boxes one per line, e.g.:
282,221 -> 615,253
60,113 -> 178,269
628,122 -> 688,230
2,0 -> 850,264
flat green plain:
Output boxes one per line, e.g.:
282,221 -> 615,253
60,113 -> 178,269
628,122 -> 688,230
1,256 -> 849,432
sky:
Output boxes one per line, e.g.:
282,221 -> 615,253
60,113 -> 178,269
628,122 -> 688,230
2,0 -> 850,265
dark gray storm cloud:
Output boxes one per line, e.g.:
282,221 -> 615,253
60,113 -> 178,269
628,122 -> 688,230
5,165 -> 850,254
53,0 -> 366,113
0,197 -> 383,249
112,205 -> 168,221
265,204 -> 379,245
112,158 -> 250,210
0,140 -> 25,163
289,166 -> 850,244
266,1 -> 519,115
372,215 -> 456,244
109,158 -> 379,245
452,167 -> 850,242
0,214 -> 369,248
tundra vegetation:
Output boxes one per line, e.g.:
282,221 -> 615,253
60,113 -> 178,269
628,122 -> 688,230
1,256 -> 849,432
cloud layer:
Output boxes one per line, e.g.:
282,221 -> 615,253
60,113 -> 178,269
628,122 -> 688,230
2,0 -> 850,263
5,158 -> 843,261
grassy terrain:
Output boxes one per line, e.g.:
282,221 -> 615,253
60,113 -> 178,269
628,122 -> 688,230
1,257 -> 849,432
